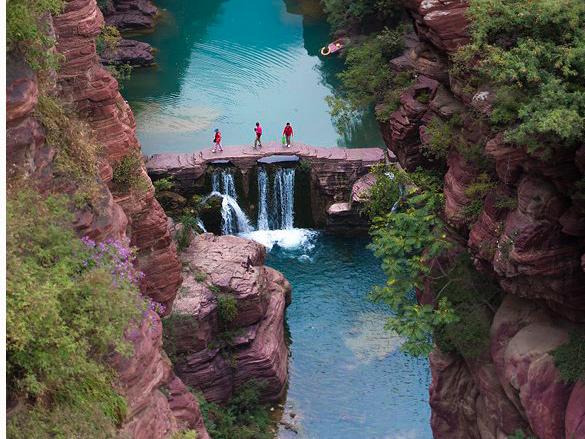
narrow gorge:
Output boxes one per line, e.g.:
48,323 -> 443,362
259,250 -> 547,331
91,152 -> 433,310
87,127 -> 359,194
5,0 -> 585,439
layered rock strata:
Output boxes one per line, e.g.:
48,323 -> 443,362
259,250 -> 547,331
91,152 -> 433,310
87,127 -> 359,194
166,233 -> 291,403
381,1 -> 585,437
7,0 -> 207,436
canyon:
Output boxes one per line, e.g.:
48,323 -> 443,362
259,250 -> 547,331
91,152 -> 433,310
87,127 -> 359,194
6,0 -> 585,438
381,1 -> 585,438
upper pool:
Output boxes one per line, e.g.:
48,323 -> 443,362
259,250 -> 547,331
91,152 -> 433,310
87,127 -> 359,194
120,0 -> 384,155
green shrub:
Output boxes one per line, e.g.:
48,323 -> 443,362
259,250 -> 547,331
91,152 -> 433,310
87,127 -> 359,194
459,0 -> 585,156
198,381 -> 273,439
175,214 -> 199,251
361,163 -> 402,219
494,194 -> 518,210
552,330 -> 585,383
368,168 -> 454,356
462,173 -> 495,224
112,150 -> 148,193
171,431 -> 198,439
7,189 -> 145,437
322,0 -> 401,32
96,25 -> 121,55
217,295 -> 238,326
107,63 -> 133,85
35,95 -> 100,195
7,0 -> 64,69
153,177 -> 176,192
423,117 -> 454,161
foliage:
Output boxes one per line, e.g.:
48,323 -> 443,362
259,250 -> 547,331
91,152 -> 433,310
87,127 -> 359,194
7,190 -> 146,437
162,313 -> 199,364
508,430 -> 536,439
176,214 -> 200,251
96,25 -> 121,55
36,94 -> 100,196
458,0 -> 585,156
362,164 -> 402,219
153,177 -> 176,192
422,117 -> 455,161
171,431 -> 198,439
107,63 -> 133,85
112,150 -> 148,193
552,330 -> 585,383
368,169 -> 453,356
338,27 -> 405,109
217,295 -> 238,327
461,173 -> 496,224
7,0 -> 64,69
198,381 -> 273,439
494,194 -> 518,210
322,0 -> 401,32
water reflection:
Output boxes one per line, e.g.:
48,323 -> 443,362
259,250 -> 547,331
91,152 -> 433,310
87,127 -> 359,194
121,0 -> 384,154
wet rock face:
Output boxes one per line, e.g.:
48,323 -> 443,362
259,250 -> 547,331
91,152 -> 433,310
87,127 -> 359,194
167,234 -> 291,404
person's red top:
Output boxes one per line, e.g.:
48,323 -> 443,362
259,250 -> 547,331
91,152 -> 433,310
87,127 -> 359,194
283,125 -> 293,136
255,125 -> 263,135
214,131 -> 222,142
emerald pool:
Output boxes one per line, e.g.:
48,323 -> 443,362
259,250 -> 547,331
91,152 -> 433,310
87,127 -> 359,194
121,0 -> 384,155
262,232 -> 432,439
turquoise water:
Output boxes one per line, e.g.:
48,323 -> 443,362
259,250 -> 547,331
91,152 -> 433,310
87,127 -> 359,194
121,0 -> 384,155
264,233 -> 432,439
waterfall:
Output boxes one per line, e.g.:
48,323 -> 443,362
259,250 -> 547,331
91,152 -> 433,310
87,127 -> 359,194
212,170 -> 237,199
221,195 -> 252,235
256,167 -> 295,230
257,168 -> 269,230
209,170 -> 251,235
272,168 -> 295,230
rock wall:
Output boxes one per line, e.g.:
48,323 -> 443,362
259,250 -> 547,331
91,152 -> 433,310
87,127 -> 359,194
6,0 -> 208,436
165,232 -> 291,404
381,1 -> 585,437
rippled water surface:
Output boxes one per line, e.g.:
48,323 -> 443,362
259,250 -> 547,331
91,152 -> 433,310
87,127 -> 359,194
261,232 -> 432,439
121,0 -> 384,154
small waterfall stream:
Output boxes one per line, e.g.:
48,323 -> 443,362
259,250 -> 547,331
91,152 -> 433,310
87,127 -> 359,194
210,170 -> 251,235
257,167 -> 296,230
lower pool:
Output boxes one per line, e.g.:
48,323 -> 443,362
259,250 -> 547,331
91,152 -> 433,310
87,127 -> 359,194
260,231 -> 432,439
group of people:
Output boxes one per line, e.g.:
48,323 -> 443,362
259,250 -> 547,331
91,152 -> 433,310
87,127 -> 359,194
211,122 -> 294,153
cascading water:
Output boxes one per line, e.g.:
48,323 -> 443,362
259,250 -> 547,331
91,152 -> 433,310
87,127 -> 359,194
257,167 -> 270,230
209,170 -> 251,235
256,167 -> 296,230
272,167 -> 295,230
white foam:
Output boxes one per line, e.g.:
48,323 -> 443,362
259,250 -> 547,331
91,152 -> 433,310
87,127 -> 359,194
240,228 -> 318,252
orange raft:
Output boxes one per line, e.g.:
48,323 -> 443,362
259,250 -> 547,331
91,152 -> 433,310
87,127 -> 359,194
320,38 -> 347,56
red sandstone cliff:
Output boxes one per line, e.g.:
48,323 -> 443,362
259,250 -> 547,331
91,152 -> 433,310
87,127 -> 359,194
381,1 -> 585,438
6,0 -> 208,436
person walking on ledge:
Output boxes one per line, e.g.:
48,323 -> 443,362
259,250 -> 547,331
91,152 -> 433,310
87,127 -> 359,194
282,122 -> 293,148
254,122 -> 263,149
212,128 -> 223,153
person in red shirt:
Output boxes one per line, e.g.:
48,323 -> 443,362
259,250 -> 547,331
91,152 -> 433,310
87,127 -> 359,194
253,122 -> 263,149
282,122 -> 293,148
212,128 -> 223,153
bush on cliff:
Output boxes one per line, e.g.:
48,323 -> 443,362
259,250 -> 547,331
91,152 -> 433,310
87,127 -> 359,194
7,0 -> 64,69
367,170 -> 501,357
552,330 -> 585,383
112,149 -> 149,193
198,381 -> 273,439
322,0 -> 401,33
458,0 -> 585,156
7,189 -> 146,437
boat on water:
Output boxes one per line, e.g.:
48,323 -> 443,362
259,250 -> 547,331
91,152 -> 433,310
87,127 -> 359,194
320,38 -> 347,56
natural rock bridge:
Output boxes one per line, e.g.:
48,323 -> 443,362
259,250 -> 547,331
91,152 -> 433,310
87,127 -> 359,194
145,141 -> 391,229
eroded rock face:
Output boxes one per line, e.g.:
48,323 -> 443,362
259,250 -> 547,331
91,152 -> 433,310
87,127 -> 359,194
100,38 -> 155,67
383,0 -> 585,437
103,0 -> 158,31
53,0 -> 182,311
167,234 -> 291,403
112,311 -> 209,439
